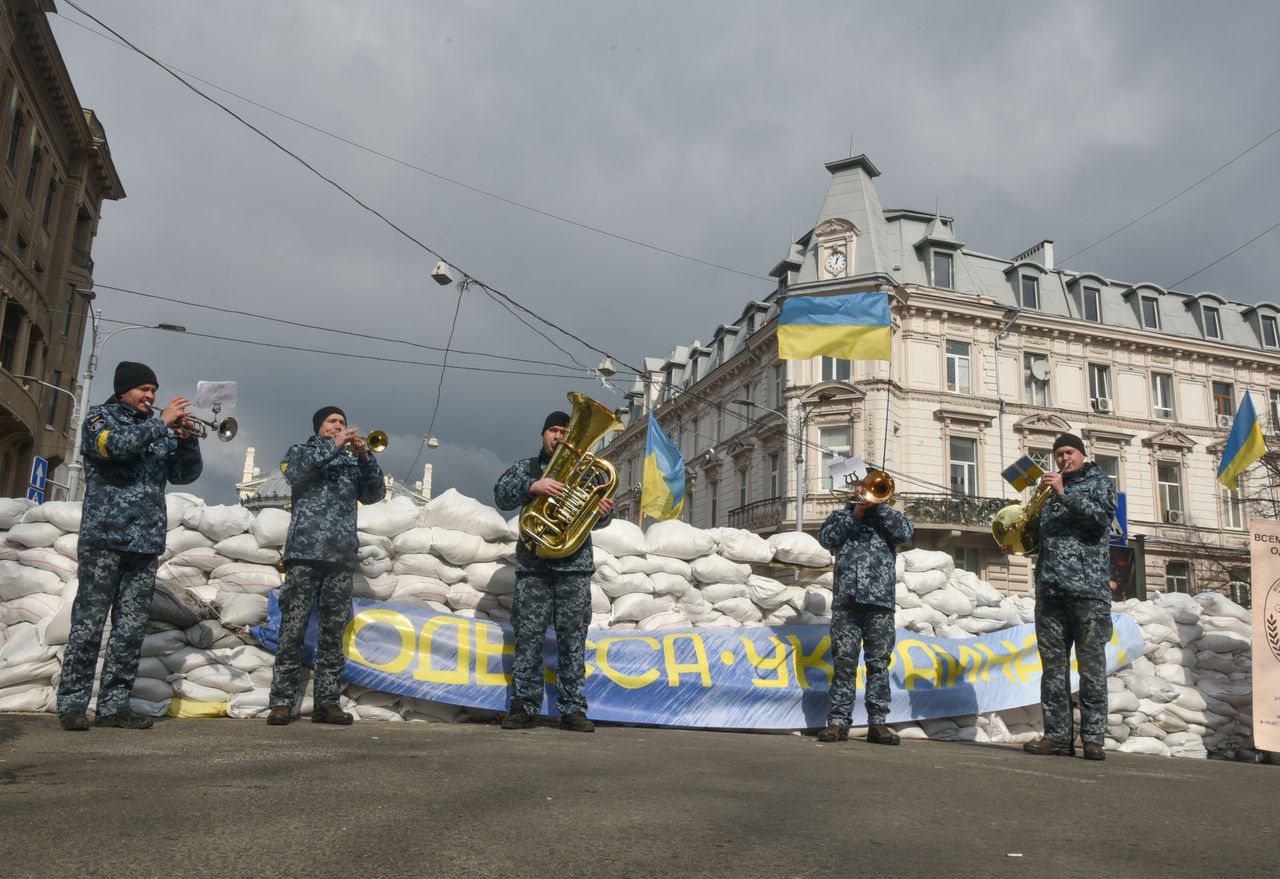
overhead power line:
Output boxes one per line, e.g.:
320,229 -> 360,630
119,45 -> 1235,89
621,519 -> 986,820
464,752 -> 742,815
1167,219 -> 1280,290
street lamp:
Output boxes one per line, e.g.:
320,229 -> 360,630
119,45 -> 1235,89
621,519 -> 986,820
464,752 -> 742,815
734,399 -> 808,532
15,375 -> 78,500
64,298 -> 187,501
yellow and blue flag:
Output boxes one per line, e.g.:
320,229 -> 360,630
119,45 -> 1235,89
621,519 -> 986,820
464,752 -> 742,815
1218,393 -> 1266,488
642,413 -> 685,520
777,292 -> 891,361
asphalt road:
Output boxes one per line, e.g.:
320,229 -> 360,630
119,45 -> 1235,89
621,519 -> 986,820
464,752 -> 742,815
0,714 -> 1273,879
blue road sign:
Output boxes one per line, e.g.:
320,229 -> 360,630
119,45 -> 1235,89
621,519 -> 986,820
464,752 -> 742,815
29,455 -> 49,491
1110,491 -> 1128,546
26,485 -> 45,503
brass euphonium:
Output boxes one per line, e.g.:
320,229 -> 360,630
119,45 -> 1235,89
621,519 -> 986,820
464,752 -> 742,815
991,462 -> 1062,555
520,392 -> 623,559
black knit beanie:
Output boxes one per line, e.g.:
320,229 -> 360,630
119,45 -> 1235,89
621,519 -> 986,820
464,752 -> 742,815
542,411 -> 571,433
312,406 -> 346,434
112,361 -> 158,397
1052,432 -> 1086,455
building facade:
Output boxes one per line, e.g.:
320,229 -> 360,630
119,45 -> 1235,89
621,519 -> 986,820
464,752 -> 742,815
0,0 -> 123,498
600,154 -> 1279,603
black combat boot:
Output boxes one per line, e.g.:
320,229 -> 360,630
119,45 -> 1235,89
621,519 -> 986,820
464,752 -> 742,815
266,706 -> 291,726
817,725 -> 849,742
559,712 -> 595,733
59,711 -> 90,732
94,709 -> 154,729
501,705 -> 537,730
866,724 -> 900,746
311,704 -> 353,725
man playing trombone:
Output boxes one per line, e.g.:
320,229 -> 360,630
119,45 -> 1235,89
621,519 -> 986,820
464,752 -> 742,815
816,467 -> 914,745
267,406 -> 385,726
57,361 -> 203,731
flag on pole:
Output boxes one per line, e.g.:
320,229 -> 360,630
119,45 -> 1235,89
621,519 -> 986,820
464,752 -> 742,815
1217,392 -> 1266,488
777,292 -> 891,361
641,413 -> 685,520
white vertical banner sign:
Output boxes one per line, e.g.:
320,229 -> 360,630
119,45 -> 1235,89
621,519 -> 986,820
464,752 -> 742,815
1249,519 -> 1280,753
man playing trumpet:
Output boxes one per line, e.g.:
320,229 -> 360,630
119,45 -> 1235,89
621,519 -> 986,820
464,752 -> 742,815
57,361 -> 203,731
267,406 -> 385,726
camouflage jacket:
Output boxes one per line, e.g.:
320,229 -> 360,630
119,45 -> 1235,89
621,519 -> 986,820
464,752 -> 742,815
1034,462 -> 1115,603
79,400 -> 203,555
818,504 -> 915,610
494,448 -> 614,574
282,435 -> 385,565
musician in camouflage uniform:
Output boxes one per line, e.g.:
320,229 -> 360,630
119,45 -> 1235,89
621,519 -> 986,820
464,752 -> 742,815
493,410 -> 614,733
1022,432 -> 1116,761
266,406 -> 385,726
817,471 -> 914,745
57,361 -> 202,731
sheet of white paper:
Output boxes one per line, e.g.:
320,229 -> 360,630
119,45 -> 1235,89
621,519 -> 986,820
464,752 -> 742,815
827,454 -> 867,487
194,381 -> 238,410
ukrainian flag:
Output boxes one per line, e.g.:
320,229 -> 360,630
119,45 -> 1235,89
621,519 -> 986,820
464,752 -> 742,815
1217,392 -> 1266,488
777,292 -> 891,362
641,413 -> 685,520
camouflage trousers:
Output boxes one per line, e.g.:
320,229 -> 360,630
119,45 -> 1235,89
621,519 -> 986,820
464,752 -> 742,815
1035,596 -> 1112,745
828,599 -> 895,727
269,561 -> 353,709
509,571 -> 592,716
57,550 -> 159,716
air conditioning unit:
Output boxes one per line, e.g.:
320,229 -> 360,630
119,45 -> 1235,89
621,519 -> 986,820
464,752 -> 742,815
1216,414 -> 1233,429
1165,510 -> 1185,525
1094,398 -> 1114,414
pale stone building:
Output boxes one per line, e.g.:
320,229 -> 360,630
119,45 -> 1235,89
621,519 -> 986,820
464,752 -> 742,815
0,0 -> 123,497
600,154 -> 1278,602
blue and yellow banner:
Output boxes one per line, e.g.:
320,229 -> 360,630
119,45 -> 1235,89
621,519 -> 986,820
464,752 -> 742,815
777,292 -> 891,362
1218,392 -> 1266,488
641,413 -> 685,520
254,595 -> 1143,729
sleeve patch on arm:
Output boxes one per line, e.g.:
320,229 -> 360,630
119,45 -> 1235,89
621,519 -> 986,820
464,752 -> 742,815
96,430 -> 111,458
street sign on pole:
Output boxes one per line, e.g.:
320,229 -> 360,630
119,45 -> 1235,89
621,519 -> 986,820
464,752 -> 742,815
1109,491 -> 1128,546
26,485 -> 45,503
29,455 -> 49,492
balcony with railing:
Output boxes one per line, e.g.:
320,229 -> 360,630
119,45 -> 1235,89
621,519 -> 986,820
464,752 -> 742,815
70,248 -> 94,274
727,492 -> 1008,533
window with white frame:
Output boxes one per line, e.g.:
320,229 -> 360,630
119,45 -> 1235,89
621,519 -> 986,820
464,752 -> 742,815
1029,446 -> 1053,473
773,363 -> 785,407
1212,381 -> 1234,418
1082,286 -> 1101,322
952,546 -> 982,577
1141,296 -> 1161,330
1262,315 -> 1279,349
1089,363 -> 1112,408
738,469 -> 748,508
949,436 -> 978,496
691,417 -> 700,455
1221,484 -> 1244,530
819,426 -> 852,490
1165,561 -> 1191,594
716,405 -> 724,441
945,340 -> 971,394
1271,389 -> 1280,433
1023,353 -> 1050,405
933,251 -> 953,290
821,357 -> 851,382
1020,275 -> 1040,310
1203,305 -> 1222,340
1157,461 -> 1183,522
1095,454 -> 1120,491
768,452 -> 780,498
1152,373 -> 1175,419
708,480 -> 719,527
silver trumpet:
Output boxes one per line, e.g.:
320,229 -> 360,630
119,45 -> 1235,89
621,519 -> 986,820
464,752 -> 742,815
180,401 -> 238,442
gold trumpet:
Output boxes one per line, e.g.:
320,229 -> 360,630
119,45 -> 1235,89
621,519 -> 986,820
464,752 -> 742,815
348,430 -> 389,453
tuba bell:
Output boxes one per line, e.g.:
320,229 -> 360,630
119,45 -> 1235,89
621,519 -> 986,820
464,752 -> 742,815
519,392 -> 623,559
991,462 -> 1062,554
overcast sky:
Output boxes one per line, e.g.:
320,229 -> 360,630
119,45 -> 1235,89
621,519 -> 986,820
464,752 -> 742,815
47,1 -> 1280,505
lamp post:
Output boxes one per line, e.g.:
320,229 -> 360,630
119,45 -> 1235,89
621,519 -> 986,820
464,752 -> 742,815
735,399 -> 808,532
15,375 -> 78,500
65,297 -> 187,501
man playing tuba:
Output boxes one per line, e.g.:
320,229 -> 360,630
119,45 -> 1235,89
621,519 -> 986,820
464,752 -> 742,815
494,409 -> 614,733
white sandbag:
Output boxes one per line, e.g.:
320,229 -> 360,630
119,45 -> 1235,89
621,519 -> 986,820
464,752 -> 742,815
0,622 -> 58,665
250,508 -> 291,548
1153,591 -> 1202,624
1196,680 -> 1252,708
420,488 -> 508,540
2,592 -> 61,625
591,519 -> 648,557
1141,623 -> 1178,648
465,562 -> 517,595
590,582 -> 611,614
1195,631 -> 1250,654
53,532 -> 80,560
746,575 -> 789,611
1127,601 -> 1176,630
680,591 -> 713,621
901,569 -> 948,595
921,584 -> 974,617
1195,650 -> 1236,674
140,628 -> 188,657
1156,646 -> 1197,667
646,520 -> 717,561
612,593 -> 659,623
950,570 -> 1005,607
131,676 -> 175,703
952,616 -> 1007,635
185,663 -> 255,694
763,607 -> 801,626
901,549 -> 954,575
1175,623 -> 1205,647
17,547 -> 77,582
1154,663 -> 1194,686
214,590 -> 269,628
1193,592 -> 1251,625
0,658 -> 57,689
359,531 -> 393,553
352,573 -> 399,601
894,581 -> 922,609
767,531 -> 831,568
359,555 -> 394,579
592,546 -> 619,572
936,623 -> 975,640
36,589 -> 75,646
5,522 -> 62,548
390,576 -> 451,604
698,582 -> 748,603
0,497 -> 37,529
638,609 -> 692,630
708,528 -> 775,564
1201,615 -> 1251,638
691,554 -> 751,585
650,572 -> 692,598
593,568 -> 654,599
430,528 -> 509,566
803,587 -> 832,617
1109,690 -> 1140,713
170,677 -> 233,703
447,581 -> 489,611
215,533 -> 283,565
626,555 -> 692,579
166,527 -> 214,555
182,504 -> 254,541
970,603 -> 1021,627
166,493 -> 204,530
0,686 -> 53,712
172,546 -> 229,573
352,496 -> 417,538
1151,708 -> 1189,733
210,562 -> 282,593
893,724 -> 930,741
713,596 -> 763,624
22,500 -> 82,532
158,646 -> 221,675
392,553 -> 466,584
0,560 -> 62,600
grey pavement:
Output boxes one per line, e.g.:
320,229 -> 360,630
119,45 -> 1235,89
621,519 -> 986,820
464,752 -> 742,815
0,713 -> 1273,879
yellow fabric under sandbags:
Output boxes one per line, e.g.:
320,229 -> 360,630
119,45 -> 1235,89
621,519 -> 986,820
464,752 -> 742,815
166,697 -> 228,718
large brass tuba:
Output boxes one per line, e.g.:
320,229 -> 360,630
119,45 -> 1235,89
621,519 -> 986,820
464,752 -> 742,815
520,392 -> 623,559
990,463 -> 1062,555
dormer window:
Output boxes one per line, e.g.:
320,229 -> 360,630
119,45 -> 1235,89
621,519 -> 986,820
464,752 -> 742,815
933,251 -> 953,290
1263,315 -> 1279,349
1020,275 -> 1040,310
1082,286 -> 1101,322
1141,296 -> 1160,330
1203,305 -> 1222,340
